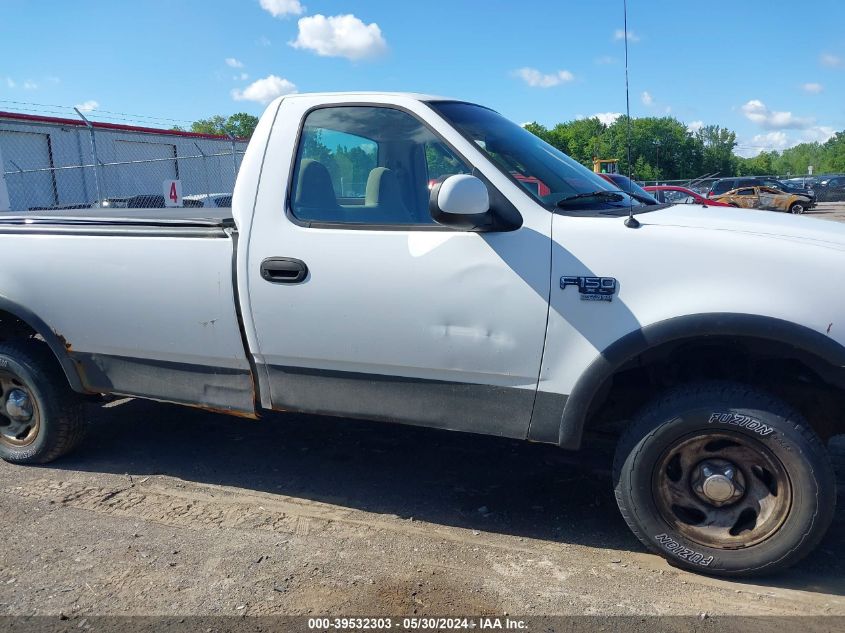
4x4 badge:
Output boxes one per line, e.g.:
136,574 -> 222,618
560,276 -> 617,302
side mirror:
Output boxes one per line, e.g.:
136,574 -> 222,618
429,175 -> 492,230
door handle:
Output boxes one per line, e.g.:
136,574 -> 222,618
260,257 -> 308,284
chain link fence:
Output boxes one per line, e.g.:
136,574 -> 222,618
0,111 -> 248,212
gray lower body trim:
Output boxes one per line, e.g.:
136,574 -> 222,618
70,353 -> 255,415
527,390 -> 569,444
265,365 -> 537,440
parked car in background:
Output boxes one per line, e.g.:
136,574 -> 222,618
816,174 -> 845,202
598,173 -> 659,204
713,185 -> 813,214
92,195 -> 165,209
783,176 -> 819,191
644,185 -> 731,207
183,193 -> 234,208
755,177 -> 816,205
708,177 -> 816,205
512,173 -> 551,197
92,197 -> 130,209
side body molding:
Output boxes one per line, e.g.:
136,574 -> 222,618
0,294 -> 86,392
556,313 -> 845,450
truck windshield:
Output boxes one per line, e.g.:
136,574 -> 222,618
430,102 -> 644,210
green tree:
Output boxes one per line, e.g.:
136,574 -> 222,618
179,113 -> 260,138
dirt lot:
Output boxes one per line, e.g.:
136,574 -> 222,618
1,202 -> 845,620
807,201 -> 845,223
1,397 -> 845,619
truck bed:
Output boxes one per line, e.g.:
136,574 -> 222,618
0,209 -> 254,414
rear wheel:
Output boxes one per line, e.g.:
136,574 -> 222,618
613,381 -> 835,576
0,341 -> 86,464
789,202 -> 805,214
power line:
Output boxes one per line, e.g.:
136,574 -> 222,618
0,98 -> 196,126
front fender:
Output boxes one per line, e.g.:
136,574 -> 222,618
555,313 -> 845,449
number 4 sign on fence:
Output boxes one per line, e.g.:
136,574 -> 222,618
163,180 -> 183,207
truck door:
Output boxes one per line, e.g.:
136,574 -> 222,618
245,103 -> 551,439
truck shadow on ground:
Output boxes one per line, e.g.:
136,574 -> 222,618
54,398 -> 845,597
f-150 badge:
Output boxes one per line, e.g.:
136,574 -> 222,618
560,276 -> 617,301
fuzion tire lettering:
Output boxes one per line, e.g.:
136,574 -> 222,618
654,533 -> 714,567
708,412 -> 774,436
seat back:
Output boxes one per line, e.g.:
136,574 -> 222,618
363,167 -> 411,222
293,159 -> 344,221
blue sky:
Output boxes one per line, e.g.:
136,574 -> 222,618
1,0 -> 843,156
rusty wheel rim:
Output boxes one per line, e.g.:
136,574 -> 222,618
0,372 -> 40,448
652,431 -> 792,549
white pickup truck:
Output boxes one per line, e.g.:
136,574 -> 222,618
1,93 -> 843,577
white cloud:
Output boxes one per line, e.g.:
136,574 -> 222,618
291,14 -> 387,61
225,58 -> 244,68
513,67 -> 574,88
256,36 -> 272,47
5,78 -> 15,88
753,131 -> 790,150
75,100 -> 99,113
22,80 -> 37,90
594,55 -> 616,65
799,126 -> 836,144
231,74 -> 297,104
640,90 -> 653,106
740,99 -> 813,130
613,28 -> 640,43
259,0 -> 304,18
802,82 -> 823,94
820,53 -> 843,68
591,112 -> 622,125
687,120 -> 704,133
738,126 -> 837,157
234,72 -> 250,81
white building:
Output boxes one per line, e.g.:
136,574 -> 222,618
0,110 -> 248,211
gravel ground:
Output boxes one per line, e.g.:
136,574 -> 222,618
806,201 -> 845,222
2,202 -> 845,620
1,398 -> 844,618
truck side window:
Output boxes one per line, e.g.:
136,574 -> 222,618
425,142 -> 470,182
290,106 -> 471,226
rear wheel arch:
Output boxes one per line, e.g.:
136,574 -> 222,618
0,297 -> 85,393
558,313 -> 845,449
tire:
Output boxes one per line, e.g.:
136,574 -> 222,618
613,381 -> 835,577
789,202 -> 805,214
0,340 -> 86,464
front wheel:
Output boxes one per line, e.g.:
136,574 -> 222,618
613,382 -> 835,576
789,202 -> 805,214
